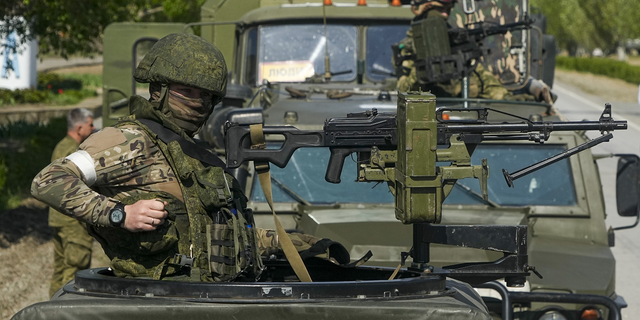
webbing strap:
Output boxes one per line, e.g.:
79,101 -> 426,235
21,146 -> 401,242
388,264 -> 402,280
138,119 -> 231,174
249,124 -> 313,282
388,250 -> 410,280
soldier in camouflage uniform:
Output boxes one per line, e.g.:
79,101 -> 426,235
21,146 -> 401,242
396,0 -> 553,103
48,108 -> 94,296
32,33 -> 346,283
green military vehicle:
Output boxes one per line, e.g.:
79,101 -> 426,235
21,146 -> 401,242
13,0 -> 636,319
198,1 -> 635,319
17,88 -> 630,320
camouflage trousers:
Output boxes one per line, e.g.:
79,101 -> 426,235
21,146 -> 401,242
50,222 -> 93,297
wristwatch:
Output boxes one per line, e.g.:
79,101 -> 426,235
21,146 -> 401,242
109,202 -> 127,227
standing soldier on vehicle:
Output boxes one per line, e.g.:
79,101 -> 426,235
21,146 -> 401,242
32,33 -> 346,284
48,107 -> 94,296
395,0 -> 554,103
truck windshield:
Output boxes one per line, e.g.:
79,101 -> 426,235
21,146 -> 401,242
251,148 -> 394,204
256,24 -> 357,85
366,25 -> 408,82
251,144 -> 577,207
446,144 -> 577,206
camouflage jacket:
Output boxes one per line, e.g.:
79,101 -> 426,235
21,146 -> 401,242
32,96 -> 323,280
48,134 -> 82,227
32,122 -> 180,227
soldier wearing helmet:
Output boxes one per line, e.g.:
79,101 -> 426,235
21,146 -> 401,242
395,0 -> 554,103
32,33 -> 345,285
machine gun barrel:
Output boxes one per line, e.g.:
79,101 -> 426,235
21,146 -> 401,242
436,103 -> 627,144
443,121 -> 626,134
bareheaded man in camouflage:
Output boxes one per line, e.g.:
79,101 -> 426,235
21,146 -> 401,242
48,108 -> 94,296
32,33 -> 347,284
395,0 -> 554,103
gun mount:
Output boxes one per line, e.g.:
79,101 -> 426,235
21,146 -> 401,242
394,16 -> 533,85
225,91 -> 627,286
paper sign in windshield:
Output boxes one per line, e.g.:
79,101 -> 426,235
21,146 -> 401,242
260,61 -> 315,82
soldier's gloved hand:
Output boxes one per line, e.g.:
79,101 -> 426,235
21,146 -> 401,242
289,233 -> 351,265
123,199 -> 168,232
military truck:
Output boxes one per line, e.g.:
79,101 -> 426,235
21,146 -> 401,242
24,0 -> 634,319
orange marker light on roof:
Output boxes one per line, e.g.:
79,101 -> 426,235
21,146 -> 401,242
390,0 -> 402,6
580,308 -> 601,320
357,0 -> 367,5
324,0 -> 333,5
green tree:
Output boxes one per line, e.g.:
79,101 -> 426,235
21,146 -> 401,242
1,0 -> 205,59
532,0 -> 640,55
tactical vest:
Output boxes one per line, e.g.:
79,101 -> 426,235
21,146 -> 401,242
89,119 -> 263,282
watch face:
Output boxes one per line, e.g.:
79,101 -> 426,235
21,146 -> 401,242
111,209 -> 124,224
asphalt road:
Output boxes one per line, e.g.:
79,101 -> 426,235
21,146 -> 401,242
553,81 -> 640,319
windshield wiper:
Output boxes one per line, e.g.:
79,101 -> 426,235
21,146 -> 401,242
330,69 -> 353,77
454,181 -> 501,207
305,69 -> 353,83
270,176 -> 312,206
371,69 -> 395,77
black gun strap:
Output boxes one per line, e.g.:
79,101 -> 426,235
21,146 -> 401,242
138,119 -> 230,174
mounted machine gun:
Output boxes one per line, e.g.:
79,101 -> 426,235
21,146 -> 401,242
226,91 -> 626,287
392,17 -> 533,85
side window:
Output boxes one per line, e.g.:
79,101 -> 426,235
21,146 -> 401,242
243,28 -> 258,86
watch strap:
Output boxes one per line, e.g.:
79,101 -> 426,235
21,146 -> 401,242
109,202 -> 126,227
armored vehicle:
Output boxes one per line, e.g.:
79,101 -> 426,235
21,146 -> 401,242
14,1 -> 636,320
198,1 -> 635,319
13,90 -> 628,320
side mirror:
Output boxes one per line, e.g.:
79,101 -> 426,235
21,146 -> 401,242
616,154 -> 640,217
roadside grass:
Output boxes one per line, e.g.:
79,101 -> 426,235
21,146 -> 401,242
0,118 -> 67,210
626,56 -> 640,67
0,73 -> 101,107
557,56 -> 640,85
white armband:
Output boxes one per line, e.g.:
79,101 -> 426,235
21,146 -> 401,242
66,150 -> 97,186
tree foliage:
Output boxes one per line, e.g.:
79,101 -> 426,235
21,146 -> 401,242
1,0 -> 206,59
531,0 -> 640,55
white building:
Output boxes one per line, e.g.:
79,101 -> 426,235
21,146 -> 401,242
0,26 -> 38,90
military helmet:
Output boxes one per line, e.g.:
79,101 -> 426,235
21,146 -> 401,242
134,33 -> 227,104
